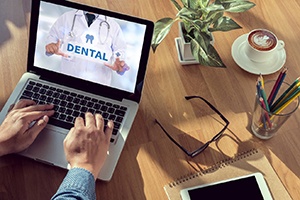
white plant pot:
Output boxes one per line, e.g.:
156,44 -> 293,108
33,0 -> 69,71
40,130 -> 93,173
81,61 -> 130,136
175,22 -> 215,65
175,22 -> 199,65
178,22 -> 194,60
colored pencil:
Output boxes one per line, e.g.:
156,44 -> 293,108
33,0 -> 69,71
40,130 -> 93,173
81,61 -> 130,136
259,85 -> 270,112
268,67 -> 287,106
259,97 -> 272,128
259,73 -> 264,88
273,87 -> 300,114
271,81 -> 300,112
256,80 -> 262,98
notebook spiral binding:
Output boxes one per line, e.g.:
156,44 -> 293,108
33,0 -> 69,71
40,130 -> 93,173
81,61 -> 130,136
168,148 -> 259,188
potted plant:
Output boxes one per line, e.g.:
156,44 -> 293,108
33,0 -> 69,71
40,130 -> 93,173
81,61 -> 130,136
151,0 -> 255,67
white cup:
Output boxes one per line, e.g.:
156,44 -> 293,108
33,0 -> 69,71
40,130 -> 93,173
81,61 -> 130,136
245,29 -> 285,63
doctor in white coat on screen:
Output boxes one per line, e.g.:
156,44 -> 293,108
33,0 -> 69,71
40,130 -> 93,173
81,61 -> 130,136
45,9 -> 129,86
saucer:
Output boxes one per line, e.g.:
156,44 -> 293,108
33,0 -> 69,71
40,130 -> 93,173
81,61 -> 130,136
231,34 -> 286,75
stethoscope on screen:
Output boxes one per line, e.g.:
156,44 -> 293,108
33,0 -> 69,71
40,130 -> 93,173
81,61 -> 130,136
69,10 -> 110,44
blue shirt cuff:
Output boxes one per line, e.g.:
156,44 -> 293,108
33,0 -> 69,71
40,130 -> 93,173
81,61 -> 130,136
51,168 -> 96,200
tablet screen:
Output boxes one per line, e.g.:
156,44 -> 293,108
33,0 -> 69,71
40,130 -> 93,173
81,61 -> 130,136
187,176 -> 264,199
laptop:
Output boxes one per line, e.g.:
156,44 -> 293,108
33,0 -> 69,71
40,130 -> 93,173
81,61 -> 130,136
0,0 -> 153,181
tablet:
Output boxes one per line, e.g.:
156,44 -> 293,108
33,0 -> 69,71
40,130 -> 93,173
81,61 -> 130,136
180,173 -> 273,200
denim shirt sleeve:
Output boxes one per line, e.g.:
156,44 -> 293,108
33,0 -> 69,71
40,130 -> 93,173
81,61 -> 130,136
51,168 -> 96,200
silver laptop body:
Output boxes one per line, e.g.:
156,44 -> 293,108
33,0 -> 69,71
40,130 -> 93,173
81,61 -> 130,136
0,0 -> 153,181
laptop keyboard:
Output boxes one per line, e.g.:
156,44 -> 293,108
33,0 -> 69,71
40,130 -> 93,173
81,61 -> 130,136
19,80 -> 128,143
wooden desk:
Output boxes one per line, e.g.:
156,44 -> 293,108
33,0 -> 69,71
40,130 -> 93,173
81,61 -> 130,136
0,0 -> 299,199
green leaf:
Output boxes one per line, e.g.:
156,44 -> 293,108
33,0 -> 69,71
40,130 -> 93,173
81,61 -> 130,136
217,0 -> 251,3
209,11 -> 224,25
187,0 -> 199,9
204,5 -> 225,23
181,0 -> 188,7
151,0 -> 255,65
224,1 -> 256,13
190,35 -> 226,67
183,21 -> 195,34
198,0 -> 210,8
170,0 -> 182,12
151,18 -> 175,52
209,16 -> 242,32
193,31 -> 211,52
177,7 -> 201,20
206,4 -> 224,12
206,45 -> 226,67
192,19 -> 204,30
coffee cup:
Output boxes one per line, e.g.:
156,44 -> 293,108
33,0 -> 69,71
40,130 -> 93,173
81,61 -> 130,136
245,29 -> 285,63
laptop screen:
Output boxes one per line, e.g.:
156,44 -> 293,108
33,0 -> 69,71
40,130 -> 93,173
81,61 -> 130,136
29,0 -> 153,101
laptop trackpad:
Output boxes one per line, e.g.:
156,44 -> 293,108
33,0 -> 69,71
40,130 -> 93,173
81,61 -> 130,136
21,126 -> 69,168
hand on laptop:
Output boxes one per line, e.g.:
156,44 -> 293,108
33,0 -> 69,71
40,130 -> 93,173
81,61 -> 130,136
0,99 -> 54,156
63,112 -> 113,180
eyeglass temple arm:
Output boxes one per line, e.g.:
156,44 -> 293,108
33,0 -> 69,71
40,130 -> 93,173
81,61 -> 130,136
185,96 -> 230,125
154,119 -> 191,155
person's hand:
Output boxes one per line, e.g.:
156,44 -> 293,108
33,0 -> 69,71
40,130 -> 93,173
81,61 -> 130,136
63,112 -> 113,180
45,39 -> 68,57
104,57 -> 130,73
0,99 -> 54,156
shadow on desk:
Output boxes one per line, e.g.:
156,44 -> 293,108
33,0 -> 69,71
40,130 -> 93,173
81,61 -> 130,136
95,146 -> 146,200
133,110 -> 258,186
0,147 -> 146,200
0,154 -> 66,200
245,111 -> 300,180
0,0 -> 31,47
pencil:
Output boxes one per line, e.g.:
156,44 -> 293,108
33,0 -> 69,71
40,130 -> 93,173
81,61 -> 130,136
268,68 -> 287,106
259,97 -> 272,128
271,80 -> 300,112
273,87 -> 300,114
259,85 -> 270,112
259,73 -> 264,88
256,80 -> 262,98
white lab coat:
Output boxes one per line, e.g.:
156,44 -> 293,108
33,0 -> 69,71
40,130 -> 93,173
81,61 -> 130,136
46,10 -> 127,86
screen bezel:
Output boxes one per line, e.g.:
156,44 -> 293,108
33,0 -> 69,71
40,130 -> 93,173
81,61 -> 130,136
28,0 -> 153,102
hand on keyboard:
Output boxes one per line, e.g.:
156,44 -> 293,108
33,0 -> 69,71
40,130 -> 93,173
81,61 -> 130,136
0,99 -> 54,156
20,80 -> 127,143
63,112 -> 113,180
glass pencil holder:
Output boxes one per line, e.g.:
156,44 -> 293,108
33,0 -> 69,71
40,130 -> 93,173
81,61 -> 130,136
251,80 -> 299,140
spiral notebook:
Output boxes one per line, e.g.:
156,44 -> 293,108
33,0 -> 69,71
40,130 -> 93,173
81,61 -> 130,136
164,149 -> 291,200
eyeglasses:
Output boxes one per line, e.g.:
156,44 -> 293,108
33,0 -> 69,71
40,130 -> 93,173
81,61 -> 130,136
155,96 -> 229,158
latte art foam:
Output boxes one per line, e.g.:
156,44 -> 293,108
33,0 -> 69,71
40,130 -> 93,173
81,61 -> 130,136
248,30 -> 277,51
